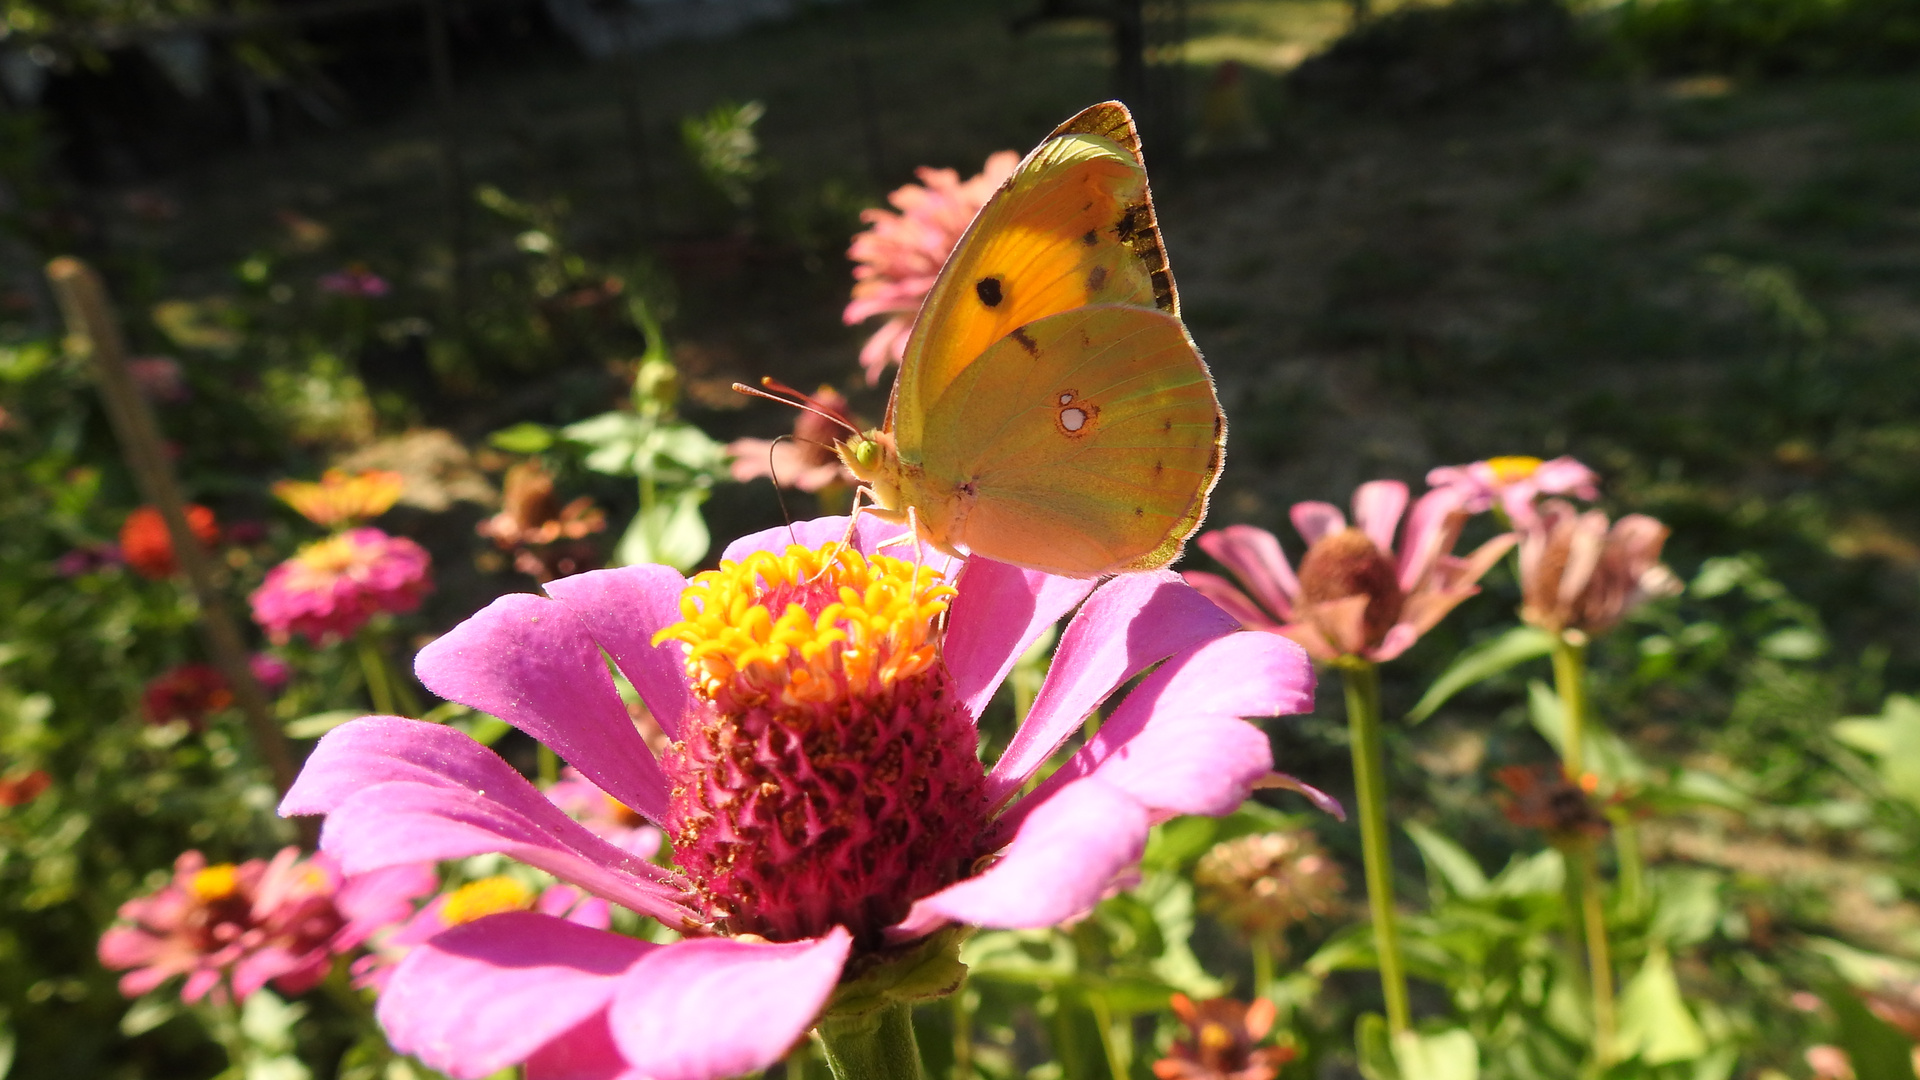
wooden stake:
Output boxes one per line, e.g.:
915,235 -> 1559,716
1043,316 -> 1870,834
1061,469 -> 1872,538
45,258 -> 307,809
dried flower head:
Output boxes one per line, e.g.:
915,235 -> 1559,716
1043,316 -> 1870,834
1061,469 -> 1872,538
120,505 -> 220,580
1154,994 -> 1294,1080
1194,830 -> 1344,944
475,460 -> 606,582
1183,481 -> 1514,663
1495,764 -> 1609,846
845,152 -> 1019,384
1518,500 -> 1681,638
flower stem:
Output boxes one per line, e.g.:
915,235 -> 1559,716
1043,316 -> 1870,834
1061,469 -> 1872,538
1611,812 -> 1645,917
818,1002 -> 926,1080
1087,993 -> 1130,1080
951,984 -> 974,1080
1251,936 -> 1276,1000
357,633 -> 397,717
1575,845 -> 1618,1069
1550,633 -> 1589,777
1341,660 -> 1410,1037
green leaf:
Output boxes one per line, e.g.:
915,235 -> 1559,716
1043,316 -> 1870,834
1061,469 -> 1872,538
1616,949 -> 1707,1065
1355,1014 -> 1399,1080
1646,869 -> 1723,948
1393,1028 -> 1479,1080
1824,984 -> 1920,1080
1524,681 -> 1649,789
1490,848 -> 1565,898
488,422 -> 555,454
1407,626 -> 1554,723
118,995 -> 178,1038
285,710 -> 361,739
1405,820 -> 1490,900
1835,695 -> 1920,813
614,487 -> 711,572
451,713 -> 511,747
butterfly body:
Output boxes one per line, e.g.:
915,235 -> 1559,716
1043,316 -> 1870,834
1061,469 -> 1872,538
839,102 -> 1224,578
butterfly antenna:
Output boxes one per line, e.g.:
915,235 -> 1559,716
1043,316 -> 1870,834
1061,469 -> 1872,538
765,435 -> 799,543
731,378 -> 860,436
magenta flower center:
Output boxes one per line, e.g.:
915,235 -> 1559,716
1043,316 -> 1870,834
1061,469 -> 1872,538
655,545 -> 991,948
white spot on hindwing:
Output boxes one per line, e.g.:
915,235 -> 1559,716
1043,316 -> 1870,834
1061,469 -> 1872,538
1058,393 -> 1073,405
1061,407 -> 1088,431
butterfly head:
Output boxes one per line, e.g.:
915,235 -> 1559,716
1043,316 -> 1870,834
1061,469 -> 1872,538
836,428 -> 905,513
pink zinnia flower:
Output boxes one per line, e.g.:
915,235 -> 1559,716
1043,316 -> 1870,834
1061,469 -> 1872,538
1517,500 -> 1680,637
1183,481 -> 1516,663
352,876 -> 610,993
845,152 -> 1019,384
98,848 -> 434,1004
281,515 -> 1317,1080
1425,455 -> 1599,529
250,527 -> 432,645
319,264 -> 391,299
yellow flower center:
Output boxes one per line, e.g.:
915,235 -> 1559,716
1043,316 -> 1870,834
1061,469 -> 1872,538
189,864 -> 240,902
1485,455 -> 1544,486
1199,1022 -> 1237,1053
654,543 -> 954,712
289,533 -> 364,579
440,876 -> 535,926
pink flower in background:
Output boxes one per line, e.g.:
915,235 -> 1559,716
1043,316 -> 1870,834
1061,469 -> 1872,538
1183,481 -> 1516,663
55,543 -> 123,577
546,768 -> 665,859
352,876 -> 610,993
98,848 -> 433,1004
250,527 -> 432,645
1426,455 -> 1598,529
845,151 -> 1018,384
319,264 -> 391,298
250,653 -> 293,696
1518,500 -> 1680,637
127,356 -> 188,403
282,515 -> 1317,1080
726,385 -> 857,492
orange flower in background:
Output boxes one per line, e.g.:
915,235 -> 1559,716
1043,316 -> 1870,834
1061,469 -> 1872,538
0,769 -> 50,808
1154,994 -> 1295,1080
120,505 -> 220,579
726,385 -> 858,493
273,469 -> 405,529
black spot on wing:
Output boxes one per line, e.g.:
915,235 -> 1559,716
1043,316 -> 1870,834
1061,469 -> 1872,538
976,277 -> 1003,307
1010,327 -> 1039,355
1086,265 -> 1108,292
1082,229 -> 1099,247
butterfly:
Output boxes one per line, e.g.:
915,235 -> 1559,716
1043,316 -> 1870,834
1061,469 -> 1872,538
836,101 -> 1225,578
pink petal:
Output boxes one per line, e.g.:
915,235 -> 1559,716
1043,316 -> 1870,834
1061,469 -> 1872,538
720,514 -> 928,564
997,633 -> 1313,832
415,592 -> 669,825
1196,525 -> 1299,620
379,912 -> 652,1079
985,572 -> 1237,804
1366,622 -> 1422,663
1352,480 -> 1410,557
1395,487 -> 1468,593
526,1012 -> 647,1080
903,778 -> 1148,931
283,718 -> 697,926
944,558 -> 1097,719
1533,456 -> 1600,499
1289,501 -> 1347,546
610,929 -> 852,1080
543,566 -> 699,742
334,862 -> 438,949
1181,570 -> 1283,631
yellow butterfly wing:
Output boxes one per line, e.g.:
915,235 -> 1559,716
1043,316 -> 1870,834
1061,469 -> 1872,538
898,305 -> 1224,577
890,101 -> 1178,458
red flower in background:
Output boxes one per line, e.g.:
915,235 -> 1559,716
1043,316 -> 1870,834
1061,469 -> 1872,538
120,505 -> 220,579
0,769 -> 50,808
143,664 -> 233,729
